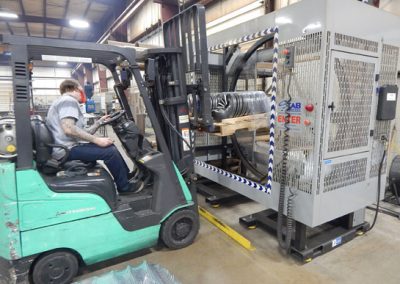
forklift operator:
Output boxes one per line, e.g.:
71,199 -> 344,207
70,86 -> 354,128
46,79 -> 143,195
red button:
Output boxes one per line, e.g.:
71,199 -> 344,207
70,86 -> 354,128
304,119 -> 312,126
305,104 -> 314,112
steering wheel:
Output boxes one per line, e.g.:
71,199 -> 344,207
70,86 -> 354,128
102,110 -> 126,125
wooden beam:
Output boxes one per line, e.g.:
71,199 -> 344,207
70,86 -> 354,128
264,0 -> 275,14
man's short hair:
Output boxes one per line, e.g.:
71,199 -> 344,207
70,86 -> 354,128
59,79 -> 80,94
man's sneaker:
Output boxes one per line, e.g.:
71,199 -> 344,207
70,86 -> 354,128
119,180 -> 144,195
128,168 -> 140,180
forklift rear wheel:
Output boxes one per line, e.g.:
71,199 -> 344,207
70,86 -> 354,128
31,251 -> 79,284
161,209 -> 199,249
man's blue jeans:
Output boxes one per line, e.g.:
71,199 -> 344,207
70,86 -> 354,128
68,143 -> 129,190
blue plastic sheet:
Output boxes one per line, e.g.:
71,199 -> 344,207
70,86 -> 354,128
74,261 -> 180,284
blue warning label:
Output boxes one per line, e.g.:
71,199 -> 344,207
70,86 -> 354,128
332,237 -> 342,247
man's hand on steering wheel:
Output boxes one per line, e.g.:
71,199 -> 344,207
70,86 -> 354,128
97,114 -> 110,125
99,110 -> 126,125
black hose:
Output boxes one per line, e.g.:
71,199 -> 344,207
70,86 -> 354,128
229,34 -> 275,92
159,104 -> 193,152
366,146 -> 387,232
228,35 -> 274,178
231,134 -> 265,179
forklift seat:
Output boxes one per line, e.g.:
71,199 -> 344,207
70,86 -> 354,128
42,167 -> 117,209
31,115 -> 117,208
30,115 -> 94,174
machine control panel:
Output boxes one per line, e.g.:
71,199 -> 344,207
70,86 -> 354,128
376,84 -> 398,120
283,46 -> 295,69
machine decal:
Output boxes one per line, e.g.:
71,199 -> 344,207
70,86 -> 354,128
56,207 -> 96,216
387,92 -> 396,101
179,115 -> 189,124
181,128 -> 191,151
276,99 -> 306,132
332,236 -> 342,247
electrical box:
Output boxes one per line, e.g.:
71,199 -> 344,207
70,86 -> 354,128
376,85 -> 398,120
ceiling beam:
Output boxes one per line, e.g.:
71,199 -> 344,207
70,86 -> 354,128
73,0 -> 92,40
59,0 -> 71,38
6,22 -> 13,35
2,15 -> 70,28
0,15 -> 103,38
94,0 -> 118,6
43,0 -> 47,37
153,0 -> 179,5
18,0 -> 30,36
90,0 -> 127,42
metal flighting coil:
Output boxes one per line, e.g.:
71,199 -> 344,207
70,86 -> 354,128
210,91 -> 270,121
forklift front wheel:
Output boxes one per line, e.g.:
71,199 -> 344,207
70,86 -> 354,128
161,209 -> 200,250
31,250 -> 79,284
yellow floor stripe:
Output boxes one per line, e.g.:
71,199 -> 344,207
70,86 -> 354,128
198,206 -> 255,251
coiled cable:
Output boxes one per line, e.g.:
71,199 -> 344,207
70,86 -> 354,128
277,71 -> 295,253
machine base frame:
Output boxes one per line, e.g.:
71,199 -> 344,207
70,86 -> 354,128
239,209 -> 369,262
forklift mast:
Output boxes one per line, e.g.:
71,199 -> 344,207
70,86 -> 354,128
143,5 -> 213,173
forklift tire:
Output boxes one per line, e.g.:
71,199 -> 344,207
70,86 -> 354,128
160,209 -> 199,250
31,250 -> 79,284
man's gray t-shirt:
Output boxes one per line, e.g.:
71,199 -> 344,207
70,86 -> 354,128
46,94 -> 85,160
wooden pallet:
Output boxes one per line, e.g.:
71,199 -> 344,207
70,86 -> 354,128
212,113 -> 269,136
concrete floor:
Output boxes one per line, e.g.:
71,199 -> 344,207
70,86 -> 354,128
73,196 -> 400,284
74,126 -> 400,283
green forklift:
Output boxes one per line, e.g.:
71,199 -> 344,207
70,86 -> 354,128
0,5 -> 212,284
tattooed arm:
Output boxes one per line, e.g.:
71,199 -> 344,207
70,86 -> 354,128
85,120 -> 101,135
85,115 -> 110,134
61,117 -> 113,147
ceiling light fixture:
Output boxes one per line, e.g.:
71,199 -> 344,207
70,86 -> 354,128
0,11 -> 18,19
69,19 -> 90,29
57,61 -> 68,66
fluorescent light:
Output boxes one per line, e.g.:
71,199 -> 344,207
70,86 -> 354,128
42,55 -> 92,63
302,22 -> 322,34
69,19 -> 89,29
57,61 -> 68,66
0,11 -> 18,19
276,16 -> 293,25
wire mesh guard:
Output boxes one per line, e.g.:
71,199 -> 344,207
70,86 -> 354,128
334,33 -> 379,53
324,158 -> 368,192
271,32 -> 323,195
327,58 -> 375,153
